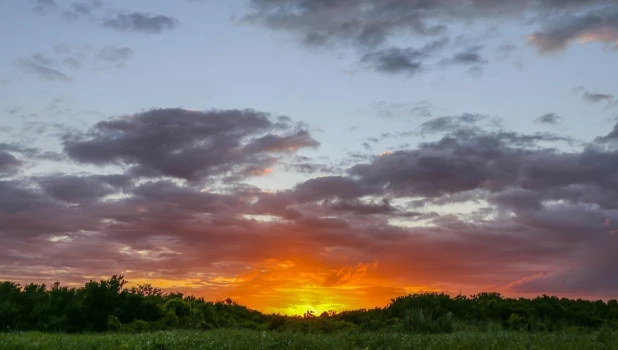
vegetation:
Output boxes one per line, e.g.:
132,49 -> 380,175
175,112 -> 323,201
2,329 -> 618,350
1,275 -> 618,336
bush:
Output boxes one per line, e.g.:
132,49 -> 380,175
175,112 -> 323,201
121,319 -> 150,333
506,313 -> 527,331
399,308 -> 454,334
163,299 -> 191,318
268,315 -> 286,331
107,315 -> 121,331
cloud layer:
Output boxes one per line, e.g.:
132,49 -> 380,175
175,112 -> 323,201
2,106 -> 618,313
244,0 -> 618,76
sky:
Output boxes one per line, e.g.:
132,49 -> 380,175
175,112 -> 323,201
1,0 -> 618,315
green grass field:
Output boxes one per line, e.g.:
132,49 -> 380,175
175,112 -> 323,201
1,330 -> 617,350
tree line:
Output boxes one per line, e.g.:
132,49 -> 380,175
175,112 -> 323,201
1,275 -> 617,333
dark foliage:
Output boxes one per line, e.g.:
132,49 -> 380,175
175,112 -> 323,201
0,276 -> 617,333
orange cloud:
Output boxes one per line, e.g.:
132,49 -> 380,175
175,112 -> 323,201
249,168 -> 273,176
577,27 -> 618,46
211,260 -> 391,315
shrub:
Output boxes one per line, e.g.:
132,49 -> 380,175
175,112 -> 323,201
398,308 -> 454,334
107,315 -> 121,331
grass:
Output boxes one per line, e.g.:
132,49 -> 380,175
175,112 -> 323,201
0,329 -> 617,350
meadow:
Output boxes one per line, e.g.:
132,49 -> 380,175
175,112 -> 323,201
1,329 -> 617,350
2,275 -> 618,349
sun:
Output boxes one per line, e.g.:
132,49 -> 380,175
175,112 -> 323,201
284,302 -> 337,317
266,288 -> 344,316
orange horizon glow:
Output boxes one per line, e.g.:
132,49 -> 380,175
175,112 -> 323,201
6,258 -> 614,316
109,259 -> 472,316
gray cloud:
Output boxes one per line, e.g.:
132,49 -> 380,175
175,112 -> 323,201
529,9 -> 618,53
31,53 -> 55,66
451,51 -> 487,65
372,100 -> 436,118
360,47 -> 423,75
293,176 -> 380,203
6,104 -> 618,298
438,46 -> 488,74
96,46 -> 134,67
102,13 -> 179,34
349,130 -> 577,199
535,113 -> 563,125
510,241 -> 618,294
417,114 -> 494,135
69,0 -> 102,16
62,108 -> 319,182
0,142 -> 65,162
245,0 -> 526,49
495,42 -> 518,58
596,121 -> 618,142
53,42 -> 71,54
131,180 -> 247,215
0,152 -> 22,177
282,155 -> 337,174
584,91 -> 614,103
32,0 -> 57,14
62,1 -> 103,20
29,44 -> 135,71
360,38 -> 450,75
0,180 -> 92,240
15,58 -> 72,83
38,174 -> 131,204
244,0 -> 617,76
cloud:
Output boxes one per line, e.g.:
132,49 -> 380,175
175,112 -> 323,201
528,9 -> 618,53
53,42 -> 71,54
360,47 -> 424,75
443,46 -> 488,66
62,108 -> 319,182
70,0 -> 101,16
0,179 -> 92,240
244,0 -> 530,50
0,152 -> 22,177
38,174 -> 131,204
245,0 -> 617,77
245,130 -> 320,153
6,106 -> 618,312
360,39 -> 449,75
96,46 -> 134,68
322,263 -> 377,287
349,129 -> 577,199
0,143 -> 66,162
31,53 -> 55,66
438,46 -> 488,74
26,44 -> 135,72
282,156 -> 337,174
32,0 -> 57,14
292,176 -> 380,203
61,0 -> 103,20
15,58 -> 72,82
450,51 -> 487,65
102,13 -> 179,34
495,42 -> 518,59
509,241 -> 618,294
63,57 -> 82,69
416,114 -> 495,135
372,100 -> 436,118
584,91 -> 614,103
535,113 -> 563,125
596,121 -> 618,142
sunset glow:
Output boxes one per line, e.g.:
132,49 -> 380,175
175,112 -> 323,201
1,0 -> 618,315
